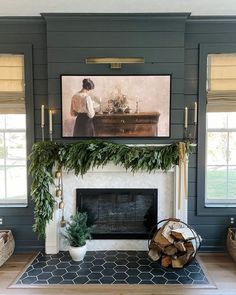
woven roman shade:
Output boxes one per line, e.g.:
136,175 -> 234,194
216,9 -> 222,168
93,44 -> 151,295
0,54 -> 25,114
207,53 -> 236,112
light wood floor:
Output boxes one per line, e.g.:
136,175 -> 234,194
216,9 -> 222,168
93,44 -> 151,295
0,253 -> 236,295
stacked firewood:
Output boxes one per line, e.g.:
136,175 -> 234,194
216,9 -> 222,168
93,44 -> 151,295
148,219 -> 201,268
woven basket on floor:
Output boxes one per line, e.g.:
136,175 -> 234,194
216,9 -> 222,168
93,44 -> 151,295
0,230 -> 15,267
227,228 -> 236,263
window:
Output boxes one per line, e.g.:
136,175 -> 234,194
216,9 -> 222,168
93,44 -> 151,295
206,53 -> 236,206
0,54 -> 27,206
206,112 -> 236,204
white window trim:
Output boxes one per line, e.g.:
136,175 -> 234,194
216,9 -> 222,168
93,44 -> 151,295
205,115 -> 236,205
0,114 -> 27,206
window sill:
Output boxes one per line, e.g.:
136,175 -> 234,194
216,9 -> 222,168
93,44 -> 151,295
0,204 -> 28,208
205,203 -> 236,208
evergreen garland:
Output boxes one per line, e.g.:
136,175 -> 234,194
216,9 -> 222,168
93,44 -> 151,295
29,140 -> 192,239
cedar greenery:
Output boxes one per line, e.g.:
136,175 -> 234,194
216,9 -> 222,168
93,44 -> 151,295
63,212 -> 91,247
29,140 -> 192,239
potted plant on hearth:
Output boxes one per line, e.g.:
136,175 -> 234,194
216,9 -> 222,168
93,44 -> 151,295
63,212 -> 91,261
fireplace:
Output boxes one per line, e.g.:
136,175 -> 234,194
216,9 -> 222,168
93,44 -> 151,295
45,162 -> 188,253
76,189 -> 157,239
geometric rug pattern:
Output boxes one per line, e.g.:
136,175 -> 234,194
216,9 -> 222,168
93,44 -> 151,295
16,251 -> 209,285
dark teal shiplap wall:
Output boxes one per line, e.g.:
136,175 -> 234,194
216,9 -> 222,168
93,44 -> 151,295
43,14 -> 188,143
185,18 -> 236,251
0,14 -> 235,251
0,18 -> 47,251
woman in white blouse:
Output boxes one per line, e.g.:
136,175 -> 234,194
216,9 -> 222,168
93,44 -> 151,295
70,78 -> 95,136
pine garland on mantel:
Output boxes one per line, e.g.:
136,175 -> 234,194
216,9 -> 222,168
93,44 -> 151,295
29,140 -> 192,239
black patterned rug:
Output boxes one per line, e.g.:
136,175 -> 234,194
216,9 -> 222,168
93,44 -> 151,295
14,250 -> 210,285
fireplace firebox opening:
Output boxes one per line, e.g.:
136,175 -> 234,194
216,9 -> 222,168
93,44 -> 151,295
76,189 -> 157,239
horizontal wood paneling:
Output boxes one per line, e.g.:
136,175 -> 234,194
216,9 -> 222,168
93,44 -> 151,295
47,47 -> 184,63
2,15 -> 236,253
34,94 -> 48,108
33,49 -> 47,65
0,18 -> 45,33
46,17 -> 185,142
184,48 -> 198,65
186,32 -> 236,49
33,79 -> 48,95
45,15 -> 186,142
46,14 -> 186,150
188,213 -> 231,225
184,79 -> 198,95
185,19 -> 236,251
185,94 -> 198,106
186,21 -> 236,34
188,167 -> 197,182
47,63 -> 184,79
47,32 -> 184,48
0,18 -> 47,251
188,184 -> 197,198
0,33 -> 46,49
2,215 -> 34,225
33,65 -> 48,79
9,225 -> 39,239
46,18 -> 186,32
193,224 -> 227,240
16,240 -> 44,251
185,65 -> 198,80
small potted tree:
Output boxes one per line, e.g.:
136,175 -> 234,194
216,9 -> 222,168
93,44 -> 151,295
63,212 -> 91,261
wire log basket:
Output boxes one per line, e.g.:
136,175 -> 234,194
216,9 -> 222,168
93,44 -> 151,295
148,218 -> 202,268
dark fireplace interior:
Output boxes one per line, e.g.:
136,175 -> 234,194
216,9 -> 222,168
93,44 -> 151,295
76,189 -> 157,239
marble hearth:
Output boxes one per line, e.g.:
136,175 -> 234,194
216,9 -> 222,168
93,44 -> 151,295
45,162 -> 188,254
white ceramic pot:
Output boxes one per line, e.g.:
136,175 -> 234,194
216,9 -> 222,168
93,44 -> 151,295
69,243 -> 87,261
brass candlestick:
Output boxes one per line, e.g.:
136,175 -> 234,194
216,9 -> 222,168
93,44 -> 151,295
184,127 -> 188,139
41,125 -> 45,142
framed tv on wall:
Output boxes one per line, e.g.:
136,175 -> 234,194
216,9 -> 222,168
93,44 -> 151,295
61,75 -> 171,138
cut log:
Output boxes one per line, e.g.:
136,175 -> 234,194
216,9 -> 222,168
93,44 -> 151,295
153,227 -> 172,247
163,245 -> 178,256
149,220 -> 200,268
161,255 -> 172,268
148,248 -> 161,261
172,253 -> 191,268
174,241 -> 186,252
150,240 -> 166,252
171,227 -> 195,241
185,241 -> 195,255
161,220 -> 185,244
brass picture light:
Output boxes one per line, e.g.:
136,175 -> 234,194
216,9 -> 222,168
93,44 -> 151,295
85,57 -> 145,69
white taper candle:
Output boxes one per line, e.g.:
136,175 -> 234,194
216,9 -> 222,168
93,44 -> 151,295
41,105 -> 44,127
194,102 -> 197,124
184,107 -> 188,129
49,110 -> 53,133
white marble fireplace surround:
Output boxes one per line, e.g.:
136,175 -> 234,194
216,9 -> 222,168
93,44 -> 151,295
46,158 -> 188,254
